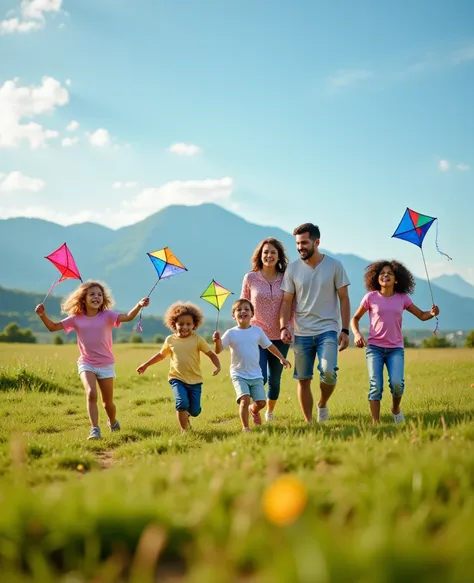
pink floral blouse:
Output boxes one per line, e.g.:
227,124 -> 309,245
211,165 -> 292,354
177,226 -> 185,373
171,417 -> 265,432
241,271 -> 289,341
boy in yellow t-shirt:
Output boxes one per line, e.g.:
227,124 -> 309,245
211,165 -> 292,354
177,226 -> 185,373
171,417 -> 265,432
137,302 -> 221,433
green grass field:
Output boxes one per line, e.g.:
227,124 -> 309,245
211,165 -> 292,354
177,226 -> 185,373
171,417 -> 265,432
1,343 -> 473,582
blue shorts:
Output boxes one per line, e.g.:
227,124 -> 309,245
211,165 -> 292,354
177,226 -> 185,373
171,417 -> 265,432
292,331 -> 338,384
78,362 -> 116,379
169,379 -> 202,417
231,376 -> 266,403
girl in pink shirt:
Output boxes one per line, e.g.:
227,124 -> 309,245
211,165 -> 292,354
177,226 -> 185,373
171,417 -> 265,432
351,260 -> 439,425
241,238 -> 291,423
35,280 -> 149,440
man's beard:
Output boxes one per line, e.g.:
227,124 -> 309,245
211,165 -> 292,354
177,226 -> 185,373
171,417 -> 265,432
299,246 -> 315,260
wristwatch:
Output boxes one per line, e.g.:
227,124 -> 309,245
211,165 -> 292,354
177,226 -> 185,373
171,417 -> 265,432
341,328 -> 350,335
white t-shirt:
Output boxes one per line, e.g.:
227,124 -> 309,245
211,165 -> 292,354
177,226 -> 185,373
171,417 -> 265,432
220,325 -> 272,379
281,255 -> 350,336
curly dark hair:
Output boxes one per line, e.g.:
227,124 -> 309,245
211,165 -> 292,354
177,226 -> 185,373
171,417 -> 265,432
164,301 -> 204,331
364,260 -> 416,294
250,238 -> 288,273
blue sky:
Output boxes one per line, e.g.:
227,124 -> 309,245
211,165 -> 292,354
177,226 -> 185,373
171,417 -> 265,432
1,0 -> 473,284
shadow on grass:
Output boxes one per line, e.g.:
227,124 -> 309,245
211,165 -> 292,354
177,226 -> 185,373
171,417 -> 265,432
0,369 -> 73,395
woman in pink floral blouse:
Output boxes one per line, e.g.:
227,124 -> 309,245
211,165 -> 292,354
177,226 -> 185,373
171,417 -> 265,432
241,238 -> 291,422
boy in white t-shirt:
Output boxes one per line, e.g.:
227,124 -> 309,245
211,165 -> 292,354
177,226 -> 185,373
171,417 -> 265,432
213,299 -> 291,432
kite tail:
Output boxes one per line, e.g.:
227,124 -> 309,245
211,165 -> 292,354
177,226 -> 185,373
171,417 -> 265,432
42,279 -> 58,304
136,312 -> 143,332
137,279 -> 161,332
435,220 -> 452,261
433,316 -> 439,336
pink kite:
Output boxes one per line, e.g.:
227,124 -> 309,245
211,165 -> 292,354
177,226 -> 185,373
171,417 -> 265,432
43,243 -> 82,303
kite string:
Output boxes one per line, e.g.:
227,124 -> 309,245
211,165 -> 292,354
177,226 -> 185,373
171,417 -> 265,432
420,247 -> 439,335
42,278 -> 58,304
137,279 -> 162,332
435,219 -> 452,261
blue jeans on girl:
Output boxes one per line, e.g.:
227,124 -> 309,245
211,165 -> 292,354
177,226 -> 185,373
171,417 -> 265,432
366,345 -> 405,401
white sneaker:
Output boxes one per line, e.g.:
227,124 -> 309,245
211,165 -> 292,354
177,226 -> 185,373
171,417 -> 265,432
393,411 -> 405,424
265,412 -> 275,422
317,406 -> 329,423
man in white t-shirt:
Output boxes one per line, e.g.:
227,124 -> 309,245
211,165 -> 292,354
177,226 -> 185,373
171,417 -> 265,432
280,223 -> 351,423
213,299 -> 291,432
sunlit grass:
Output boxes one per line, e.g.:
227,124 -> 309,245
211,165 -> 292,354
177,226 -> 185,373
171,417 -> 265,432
0,344 -> 473,581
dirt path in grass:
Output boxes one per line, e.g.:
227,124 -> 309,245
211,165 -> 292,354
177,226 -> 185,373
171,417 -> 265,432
96,450 -> 114,469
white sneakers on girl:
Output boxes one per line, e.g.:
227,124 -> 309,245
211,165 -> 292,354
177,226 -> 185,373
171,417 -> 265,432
317,406 -> 329,423
393,411 -> 405,424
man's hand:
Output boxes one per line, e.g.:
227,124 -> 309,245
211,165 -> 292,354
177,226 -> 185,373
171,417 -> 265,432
338,331 -> 350,352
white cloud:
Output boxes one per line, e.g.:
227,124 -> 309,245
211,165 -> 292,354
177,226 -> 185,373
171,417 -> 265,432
88,128 -> 111,147
112,181 -> 138,189
168,142 -> 202,156
122,177 -> 233,219
328,42 -> 474,92
0,17 -> 41,33
61,136 -> 78,147
22,0 -> 62,21
0,76 -> 68,149
0,0 -> 62,35
327,69 -> 373,89
456,163 -> 469,171
439,159 -> 450,172
0,170 -> 45,193
66,120 -> 79,131
0,177 -> 234,228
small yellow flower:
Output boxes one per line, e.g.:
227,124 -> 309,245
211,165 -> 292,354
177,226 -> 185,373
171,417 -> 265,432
77,464 -> 84,472
263,475 -> 308,526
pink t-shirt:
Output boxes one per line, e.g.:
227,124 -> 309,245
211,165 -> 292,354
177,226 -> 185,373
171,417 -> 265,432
241,271 -> 287,341
361,291 -> 413,348
61,310 -> 121,366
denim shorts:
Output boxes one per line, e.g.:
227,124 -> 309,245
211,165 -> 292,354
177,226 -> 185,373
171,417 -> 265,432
292,331 -> 338,384
366,344 -> 405,400
231,376 -> 266,403
169,379 -> 202,417
78,362 -> 116,379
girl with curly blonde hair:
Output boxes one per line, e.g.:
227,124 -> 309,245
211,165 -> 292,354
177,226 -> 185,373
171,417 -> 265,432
137,301 -> 221,433
35,280 -> 149,440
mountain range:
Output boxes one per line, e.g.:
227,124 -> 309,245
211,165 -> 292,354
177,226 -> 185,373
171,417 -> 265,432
1,203 -> 474,331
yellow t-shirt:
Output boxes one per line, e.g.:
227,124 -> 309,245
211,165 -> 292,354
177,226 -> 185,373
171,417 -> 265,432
161,333 -> 211,384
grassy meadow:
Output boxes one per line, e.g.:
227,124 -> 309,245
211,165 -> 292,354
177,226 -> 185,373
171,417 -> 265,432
0,343 -> 474,582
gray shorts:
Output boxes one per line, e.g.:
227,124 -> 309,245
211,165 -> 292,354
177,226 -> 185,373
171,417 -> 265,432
231,376 -> 266,403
